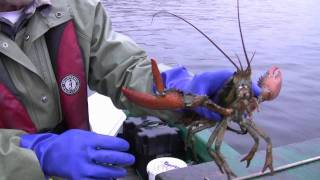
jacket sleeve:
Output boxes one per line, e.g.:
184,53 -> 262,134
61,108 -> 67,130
0,129 -> 45,179
87,3 -> 178,120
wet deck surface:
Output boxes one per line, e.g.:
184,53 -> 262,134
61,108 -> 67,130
156,137 -> 320,180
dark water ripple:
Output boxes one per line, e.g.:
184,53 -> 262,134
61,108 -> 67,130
102,0 -> 320,154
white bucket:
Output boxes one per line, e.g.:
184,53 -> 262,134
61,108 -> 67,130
146,157 -> 187,180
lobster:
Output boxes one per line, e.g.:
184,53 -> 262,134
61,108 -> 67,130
122,0 -> 282,179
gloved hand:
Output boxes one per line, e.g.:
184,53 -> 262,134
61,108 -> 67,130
20,129 -> 135,180
161,66 -> 261,121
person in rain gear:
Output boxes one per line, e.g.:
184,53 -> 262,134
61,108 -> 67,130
0,0 -> 281,179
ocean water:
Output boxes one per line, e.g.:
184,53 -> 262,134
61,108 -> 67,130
102,0 -> 320,154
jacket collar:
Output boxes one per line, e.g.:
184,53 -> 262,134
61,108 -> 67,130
24,0 -> 52,15
0,0 -> 52,24
0,0 -> 72,79
0,0 -> 52,38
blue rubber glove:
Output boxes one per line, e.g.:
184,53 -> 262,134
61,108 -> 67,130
20,129 -> 135,179
161,66 -> 261,121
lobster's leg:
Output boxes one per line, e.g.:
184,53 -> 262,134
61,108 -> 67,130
203,99 -> 233,116
185,121 -> 201,151
248,121 -> 274,173
240,121 -> 260,168
215,121 -> 237,179
206,121 -> 225,173
187,120 -> 215,162
185,120 -> 205,150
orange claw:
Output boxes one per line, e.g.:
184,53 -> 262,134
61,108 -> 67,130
122,59 -> 232,114
122,88 -> 184,109
151,58 -> 165,94
122,58 -> 184,109
258,66 -> 282,101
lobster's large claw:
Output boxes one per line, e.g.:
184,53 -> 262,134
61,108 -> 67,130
122,88 -> 185,110
258,66 -> 282,101
122,58 -> 185,110
123,58 -> 233,115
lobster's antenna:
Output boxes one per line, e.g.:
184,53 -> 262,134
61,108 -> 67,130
235,53 -> 244,71
153,11 -> 240,71
237,0 -> 251,71
250,51 -> 256,63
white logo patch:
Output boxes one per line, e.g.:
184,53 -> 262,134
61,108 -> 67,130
61,75 -> 80,95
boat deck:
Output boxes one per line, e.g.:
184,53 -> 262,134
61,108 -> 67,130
156,126 -> 320,180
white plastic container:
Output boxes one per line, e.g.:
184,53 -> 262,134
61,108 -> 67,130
146,157 -> 187,180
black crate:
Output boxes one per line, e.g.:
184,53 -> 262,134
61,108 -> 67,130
122,116 -> 184,180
